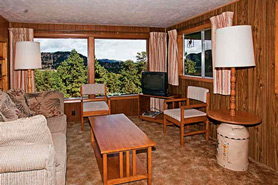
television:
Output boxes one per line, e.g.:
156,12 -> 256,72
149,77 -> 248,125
141,72 -> 168,96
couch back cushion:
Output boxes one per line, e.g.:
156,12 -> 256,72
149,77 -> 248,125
7,89 -> 34,118
26,91 -> 64,118
0,90 -> 19,122
0,115 -> 53,147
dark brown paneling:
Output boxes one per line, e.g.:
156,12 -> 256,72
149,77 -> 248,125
168,0 -> 278,171
9,22 -> 165,38
0,15 -> 8,41
64,101 -> 81,122
0,15 -> 9,91
110,96 -> 139,116
64,96 -> 139,122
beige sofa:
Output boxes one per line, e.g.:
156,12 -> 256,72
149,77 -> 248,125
0,91 -> 67,185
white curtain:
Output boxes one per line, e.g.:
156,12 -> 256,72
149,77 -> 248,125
149,32 -> 167,111
168,29 -> 179,86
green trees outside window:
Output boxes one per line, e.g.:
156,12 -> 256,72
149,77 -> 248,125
35,50 -> 146,98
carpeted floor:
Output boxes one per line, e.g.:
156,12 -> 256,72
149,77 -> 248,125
66,116 -> 278,185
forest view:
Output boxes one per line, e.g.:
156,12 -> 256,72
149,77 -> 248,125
35,49 -> 147,98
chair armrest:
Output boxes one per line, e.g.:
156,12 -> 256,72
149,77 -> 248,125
164,98 -> 187,103
82,98 -> 106,103
180,103 -> 207,110
164,98 -> 187,110
0,144 -> 55,173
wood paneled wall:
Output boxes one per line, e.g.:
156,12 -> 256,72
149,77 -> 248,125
0,15 -> 9,91
9,22 -> 164,38
0,15 -> 8,41
168,0 -> 278,171
64,96 -> 139,122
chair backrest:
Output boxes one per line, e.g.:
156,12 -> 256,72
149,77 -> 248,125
187,86 -> 209,103
81,84 -> 106,95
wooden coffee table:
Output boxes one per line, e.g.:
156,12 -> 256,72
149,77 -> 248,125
89,114 -> 156,185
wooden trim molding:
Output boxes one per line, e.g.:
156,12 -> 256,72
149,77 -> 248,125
178,23 -> 211,35
179,75 -> 213,83
34,32 -> 150,39
275,0 -> 278,94
88,37 -> 95,83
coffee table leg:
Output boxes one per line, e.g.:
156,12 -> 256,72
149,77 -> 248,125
147,147 -> 152,185
90,129 -> 95,143
103,154 -> 108,185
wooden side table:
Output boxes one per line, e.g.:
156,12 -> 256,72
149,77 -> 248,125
208,109 -> 261,171
208,109 -> 261,126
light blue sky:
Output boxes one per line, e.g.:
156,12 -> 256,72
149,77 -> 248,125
34,38 -> 146,62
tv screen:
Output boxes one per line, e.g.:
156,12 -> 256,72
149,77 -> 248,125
141,72 -> 168,96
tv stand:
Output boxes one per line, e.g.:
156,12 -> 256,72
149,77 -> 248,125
138,94 -> 179,124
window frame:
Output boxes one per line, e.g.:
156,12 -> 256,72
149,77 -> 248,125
179,23 -> 213,83
34,34 -> 149,97
94,37 -> 148,95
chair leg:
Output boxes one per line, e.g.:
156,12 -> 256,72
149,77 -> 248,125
163,116 -> 167,134
81,116 -> 84,131
180,124 -> 184,146
205,119 -> 209,141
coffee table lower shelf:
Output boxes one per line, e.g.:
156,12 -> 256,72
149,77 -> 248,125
91,141 -> 149,185
139,114 -> 164,124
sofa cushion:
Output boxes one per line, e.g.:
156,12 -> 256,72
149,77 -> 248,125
0,115 -> 53,147
0,90 -> 19,122
52,133 -> 67,185
7,89 -> 34,118
47,114 -> 67,135
26,91 -> 63,118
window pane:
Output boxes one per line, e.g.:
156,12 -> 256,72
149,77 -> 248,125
95,39 -> 147,95
34,38 -> 88,98
184,32 -> 202,76
205,30 -> 213,77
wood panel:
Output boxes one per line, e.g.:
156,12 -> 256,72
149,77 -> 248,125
64,101 -> 82,122
167,0 -> 278,171
64,96 -> 139,122
110,96 -> 139,116
0,15 -> 9,91
0,15 -> 8,41
9,22 -> 165,39
275,1 -> 278,94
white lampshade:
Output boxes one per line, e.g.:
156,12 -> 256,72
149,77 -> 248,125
215,25 -> 255,68
15,41 -> 42,70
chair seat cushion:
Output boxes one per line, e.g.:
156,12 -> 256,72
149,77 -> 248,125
83,101 -> 109,112
164,108 -> 206,122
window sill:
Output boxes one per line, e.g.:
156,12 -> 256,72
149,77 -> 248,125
64,94 -> 139,103
179,75 -> 213,83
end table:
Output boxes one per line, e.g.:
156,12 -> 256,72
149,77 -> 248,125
208,109 -> 261,171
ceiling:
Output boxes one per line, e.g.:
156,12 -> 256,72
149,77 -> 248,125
0,0 -> 235,28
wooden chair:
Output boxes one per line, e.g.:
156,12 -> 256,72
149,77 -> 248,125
163,86 -> 210,146
80,84 -> 111,130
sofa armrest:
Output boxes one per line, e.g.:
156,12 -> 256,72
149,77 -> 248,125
0,144 -> 55,173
